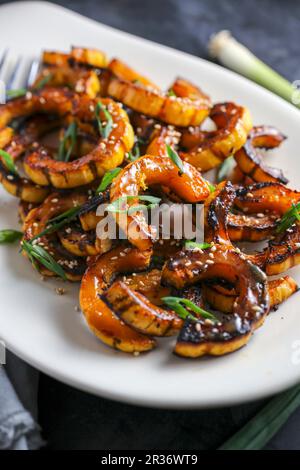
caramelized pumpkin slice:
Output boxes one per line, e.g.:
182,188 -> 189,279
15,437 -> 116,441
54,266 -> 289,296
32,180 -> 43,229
203,276 -> 298,313
235,182 -> 300,215
162,244 -> 269,357
228,212 -> 278,242
234,126 -> 288,184
80,246 -> 156,353
23,191 -> 88,280
103,280 -> 182,337
180,102 -> 252,171
110,154 -> 210,250
265,221 -> 300,275
17,91 -> 134,188
107,61 -> 211,127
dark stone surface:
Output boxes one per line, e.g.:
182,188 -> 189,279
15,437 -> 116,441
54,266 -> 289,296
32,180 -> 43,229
1,0 -> 300,450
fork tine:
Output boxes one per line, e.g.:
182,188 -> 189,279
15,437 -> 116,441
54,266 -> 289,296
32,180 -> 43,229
6,57 -> 22,90
26,59 -> 40,87
0,48 -> 9,73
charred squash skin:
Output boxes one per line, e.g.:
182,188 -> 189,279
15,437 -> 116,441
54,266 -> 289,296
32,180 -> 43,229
234,126 -> 288,184
107,60 -> 211,127
0,88 -> 134,189
162,244 -> 270,357
265,222 -> 300,275
180,103 -> 252,171
235,182 -> 300,215
23,192 -> 88,280
203,276 -> 298,314
79,245 -> 156,353
0,117 -> 58,202
110,154 -> 210,250
103,280 -> 182,337
227,212 -> 278,242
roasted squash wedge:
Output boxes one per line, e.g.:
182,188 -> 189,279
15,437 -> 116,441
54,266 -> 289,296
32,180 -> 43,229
80,245 -> 156,352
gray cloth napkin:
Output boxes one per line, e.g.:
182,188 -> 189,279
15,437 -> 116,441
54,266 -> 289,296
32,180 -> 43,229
0,352 -> 43,450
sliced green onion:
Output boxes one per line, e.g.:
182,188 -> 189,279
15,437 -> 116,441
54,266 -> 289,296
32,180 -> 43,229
21,240 -> 66,280
127,142 -> 140,162
166,145 -> 185,174
95,102 -> 113,139
219,384 -> 300,450
0,229 -> 22,244
7,88 -> 27,99
209,31 -> 300,109
30,205 -> 82,242
276,203 -> 300,233
106,195 -> 161,214
217,156 -> 235,182
185,241 -> 211,250
34,73 -> 53,90
162,296 -> 218,322
0,149 -> 18,175
57,121 -> 77,162
96,167 -> 122,193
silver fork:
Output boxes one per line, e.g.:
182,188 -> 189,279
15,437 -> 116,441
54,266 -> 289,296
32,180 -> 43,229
0,49 -> 40,95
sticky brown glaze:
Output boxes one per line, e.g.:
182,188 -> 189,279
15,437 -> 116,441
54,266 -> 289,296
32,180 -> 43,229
103,280 -> 182,337
227,212 -> 278,242
23,191 -> 88,280
264,221 -> 300,275
57,222 -> 98,257
203,276 -> 298,313
234,126 -> 288,184
235,182 -> 300,215
107,60 -> 211,127
162,244 -> 270,357
110,154 -> 210,250
0,88 -> 134,188
0,117 -> 58,202
79,245 -> 156,353
180,102 -> 252,171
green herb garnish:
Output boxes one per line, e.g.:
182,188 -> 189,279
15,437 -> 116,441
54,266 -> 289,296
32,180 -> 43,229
106,195 -> 161,214
162,296 -> 218,322
219,384 -> 300,450
0,149 -> 18,175
207,182 -> 216,193
127,142 -> 140,162
217,156 -> 235,182
0,229 -> 22,244
7,88 -> 27,99
95,102 -> 113,139
21,240 -> 66,280
57,121 -> 77,162
167,89 -> 177,97
96,167 -> 122,193
166,144 -> 185,174
34,73 -> 53,90
276,203 -> 300,233
185,241 -> 212,250
30,206 -> 82,242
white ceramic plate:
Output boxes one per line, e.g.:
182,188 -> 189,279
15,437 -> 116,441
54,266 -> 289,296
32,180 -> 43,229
1,1 -> 300,409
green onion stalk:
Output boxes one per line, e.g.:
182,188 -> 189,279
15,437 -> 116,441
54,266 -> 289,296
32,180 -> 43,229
209,30 -> 300,109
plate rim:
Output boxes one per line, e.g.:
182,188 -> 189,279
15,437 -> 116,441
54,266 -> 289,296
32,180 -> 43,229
1,0 -> 300,409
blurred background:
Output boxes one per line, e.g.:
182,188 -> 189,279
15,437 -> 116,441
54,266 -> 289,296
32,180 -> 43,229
1,0 -> 300,450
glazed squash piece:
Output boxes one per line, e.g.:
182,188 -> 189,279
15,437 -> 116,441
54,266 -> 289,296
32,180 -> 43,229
162,243 -> 270,357
0,116 -> 59,202
234,126 -> 288,184
180,102 -> 252,171
23,191 -> 88,280
107,60 -> 211,127
0,88 -> 134,189
103,280 -> 182,337
80,245 -> 156,353
110,154 -> 210,250
203,276 -> 298,314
